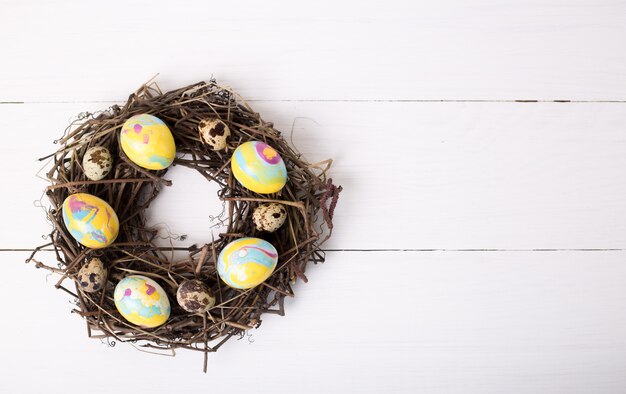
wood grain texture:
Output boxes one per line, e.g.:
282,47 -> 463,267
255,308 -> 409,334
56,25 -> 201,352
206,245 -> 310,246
1,0 -> 626,101
6,250 -> 626,393
4,101 -> 626,250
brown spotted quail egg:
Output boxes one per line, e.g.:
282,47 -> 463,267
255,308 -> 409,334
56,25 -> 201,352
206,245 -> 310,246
199,118 -> 230,150
176,279 -> 216,313
253,203 -> 287,232
82,146 -> 113,181
77,257 -> 107,292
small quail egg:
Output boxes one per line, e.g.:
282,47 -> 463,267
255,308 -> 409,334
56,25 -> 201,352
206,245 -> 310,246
82,146 -> 113,181
199,118 -> 230,150
253,203 -> 287,232
176,279 -> 216,313
76,257 -> 107,292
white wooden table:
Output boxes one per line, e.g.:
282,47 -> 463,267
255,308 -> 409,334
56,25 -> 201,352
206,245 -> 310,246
2,1 -> 626,392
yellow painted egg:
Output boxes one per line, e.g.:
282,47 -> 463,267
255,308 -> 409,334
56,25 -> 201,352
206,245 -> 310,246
114,275 -> 171,328
120,114 -> 176,170
62,193 -> 119,249
231,141 -> 287,194
217,237 -> 278,289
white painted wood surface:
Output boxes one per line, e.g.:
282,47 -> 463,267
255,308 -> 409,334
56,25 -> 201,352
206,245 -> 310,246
2,0 -> 626,393
2,0 -> 626,101
5,250 -> 626,393
6,101 -> 626,250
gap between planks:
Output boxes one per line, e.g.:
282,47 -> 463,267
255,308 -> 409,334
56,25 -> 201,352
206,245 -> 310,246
3,99 -> 626,105
2,248 -> 625,253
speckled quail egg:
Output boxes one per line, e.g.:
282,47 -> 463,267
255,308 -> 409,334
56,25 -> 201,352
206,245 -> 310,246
76,257 -> 107,292
198,118 -> 230,150
82,146 -> 113,181
253,203 -> 287,232
176,279 -> 216,313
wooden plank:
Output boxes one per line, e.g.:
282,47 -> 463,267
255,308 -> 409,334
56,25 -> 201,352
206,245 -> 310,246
1,1 -> 626,101
4,101 -> 626,250
7,250 -> 626,392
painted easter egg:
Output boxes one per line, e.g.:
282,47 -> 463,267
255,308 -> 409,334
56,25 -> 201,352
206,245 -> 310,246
231,141 -> 287,194
120,114 -> 176,170
114,275 -> 171,328
62,193 -> 119,249
217,237 -> 278,289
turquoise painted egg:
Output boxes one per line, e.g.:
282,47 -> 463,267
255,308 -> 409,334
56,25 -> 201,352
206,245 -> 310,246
120,114 -> 176,170
231,141 -> 287,194
114,275 -> 171,328
217,237 -> 278,289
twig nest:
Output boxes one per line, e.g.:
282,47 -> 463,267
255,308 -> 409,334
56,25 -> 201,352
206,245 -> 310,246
253,203 -> 287,232
82,146 -> 112,181
176,279 -> 216,313
27,80 -> 342,369
199,118 -> 230,150
76,257 -> 107,293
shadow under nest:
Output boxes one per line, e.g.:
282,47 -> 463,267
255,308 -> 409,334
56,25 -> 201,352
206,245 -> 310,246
26,80 -> 342,371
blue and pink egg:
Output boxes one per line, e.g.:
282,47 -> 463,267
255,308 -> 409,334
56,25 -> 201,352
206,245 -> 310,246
231,141 -> 287,194
120,114 -> 176,170
62,193 -> 119,249
217,237 -> 278,289
114,275 -> 171,328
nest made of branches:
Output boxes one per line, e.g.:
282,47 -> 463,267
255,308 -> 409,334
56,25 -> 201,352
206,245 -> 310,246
26,79 -> 342,371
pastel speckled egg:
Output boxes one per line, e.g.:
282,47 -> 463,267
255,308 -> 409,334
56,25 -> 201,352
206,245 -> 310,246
82,146 -> 113,181
217,237 -> 278,289
62,193 -> 119,249
231,141 -> 287,194
252,203 -> 287,232
120,114 -> 176,170
76,257 -> 107,293
176,279 -> 216,313
114,275 -> 171,328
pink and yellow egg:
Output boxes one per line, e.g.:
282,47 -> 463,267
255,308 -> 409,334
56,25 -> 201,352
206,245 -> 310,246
62,193 -> 119,249
231,141 -> 287,194
120,114 -> 176,170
